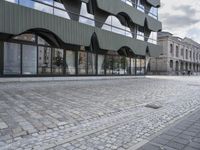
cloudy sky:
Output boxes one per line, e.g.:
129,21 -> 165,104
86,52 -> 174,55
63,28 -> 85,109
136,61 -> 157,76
160,0 -> 200,42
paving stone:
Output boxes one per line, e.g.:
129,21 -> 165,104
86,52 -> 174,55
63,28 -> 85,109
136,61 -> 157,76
0,122 -> 8,129
165,141 -> 185,150
0,77 -> 200,149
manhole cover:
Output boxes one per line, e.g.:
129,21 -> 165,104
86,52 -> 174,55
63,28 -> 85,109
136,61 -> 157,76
145,104 -> 162,109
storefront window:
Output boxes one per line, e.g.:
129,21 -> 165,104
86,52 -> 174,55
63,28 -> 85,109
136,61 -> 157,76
119,57 -> 125,75
22,45 -> 37,75
52,48 -> 64,75
98,54 -> 105,75
106,55 -> 113,75
88,52 -> 96,75
4,42 -> 21,75
125,57 -> 131,75
136,58 -> 141,75
141,59 -> 145,75
78,51 -> 87,75
131,58 -> 136,75
113,55 -> 120,75
38,46 -> 51,75
66,50 -> 76,75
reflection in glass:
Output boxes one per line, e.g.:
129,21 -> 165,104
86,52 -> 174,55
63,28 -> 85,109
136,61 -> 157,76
54,8 -> 70,19
4,42 -> 21,75
37,0 -> 53,5
79,3 -> 95,26
141,59 -> 145,75
131,58 -> 136,75
148,32 -> 157,44
119,57 -> 125,75
52,48 -> 64,75
22,45 -> 37,75
66,50 -> 76,75
125,57 -> 131,75
98,54 -> 105,75
38,36 -> 50,46
38,47 -> 51,75
148,7 -> 158,19
78,51 -> 87,75
5,0 -> 18,4
136,58 -> 141,75
88,53 -> 96,75
137,27 -> 145,41
113,56 -> 120,75
13,34 -> 36,42
106,55 -> 113,75
137,0 -> 145,12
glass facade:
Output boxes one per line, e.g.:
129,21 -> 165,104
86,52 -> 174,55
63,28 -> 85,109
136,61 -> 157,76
38,46 -> 51,75
66,50 -> 76,75
4,42 -> 21,75
52,48 -> 64,75
78,51 -> 87,75
97,54 -> 105,75
1,34 -> 146,77
22,45 -> 37,75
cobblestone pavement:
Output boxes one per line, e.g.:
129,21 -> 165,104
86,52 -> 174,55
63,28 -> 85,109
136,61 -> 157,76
0,76 -> 200,150
138,108 -> 200,150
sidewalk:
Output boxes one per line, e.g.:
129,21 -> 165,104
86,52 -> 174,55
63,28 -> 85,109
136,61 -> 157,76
138,109 -> 200,150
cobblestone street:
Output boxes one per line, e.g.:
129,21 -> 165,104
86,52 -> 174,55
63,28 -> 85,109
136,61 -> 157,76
0,76 -> 200,150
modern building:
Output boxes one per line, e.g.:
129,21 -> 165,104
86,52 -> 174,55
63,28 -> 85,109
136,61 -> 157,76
0,0 -> 162,77
149,32 -> 200,75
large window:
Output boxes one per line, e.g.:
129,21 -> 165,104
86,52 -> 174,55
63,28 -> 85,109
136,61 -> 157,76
22,45 -> 37,75
148,7 -> 158,19
125,57 -> 131,75
97,54 -> 105,75
113,55 -> 120,75
136,58 -> 141,75
137,0 -> 145,12
88,52 -> 96,75
66,50 -> 76,75
131,58 -> 136,75
38,46 -> 51,75
106,55 -> 113,75
141,59 -> 145,75
52,48 -> 64,75
119,56 -> 125,75
4,42 -> 21,75
78,51 -> 87,75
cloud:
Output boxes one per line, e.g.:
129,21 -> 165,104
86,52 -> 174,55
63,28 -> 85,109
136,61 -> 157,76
160,0 -> 200,43
161,13 -> 199,28
174,5 -> 198,16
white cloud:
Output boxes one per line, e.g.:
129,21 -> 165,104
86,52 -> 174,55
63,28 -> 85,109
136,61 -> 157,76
160,0 -> 200,43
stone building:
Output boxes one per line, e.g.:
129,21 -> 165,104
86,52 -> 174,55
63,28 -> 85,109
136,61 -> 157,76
149,32 -> 200,75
